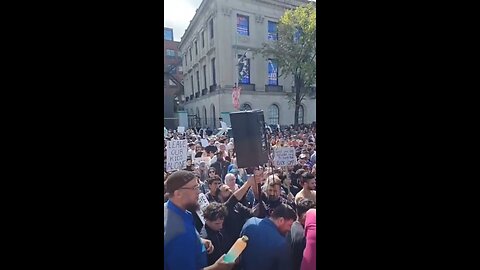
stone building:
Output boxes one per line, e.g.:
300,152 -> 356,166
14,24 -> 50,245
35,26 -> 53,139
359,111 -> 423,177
179,0 -> 315,129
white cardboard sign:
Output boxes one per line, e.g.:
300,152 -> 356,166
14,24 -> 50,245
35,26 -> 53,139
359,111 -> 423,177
273,147 -> 297,167
166,139 -> 188,172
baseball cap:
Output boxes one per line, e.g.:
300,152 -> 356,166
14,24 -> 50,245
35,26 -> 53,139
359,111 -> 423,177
164,170 -> 197,194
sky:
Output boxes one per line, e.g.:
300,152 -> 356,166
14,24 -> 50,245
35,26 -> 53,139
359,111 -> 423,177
164,0 -> 316,42
164,0 -> 203,41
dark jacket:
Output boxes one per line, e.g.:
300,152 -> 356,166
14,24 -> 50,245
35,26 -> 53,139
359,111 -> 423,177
205,191 -> 221,203
222,194 -> 255,249
286,221 -> 306,270
259,192 -> 295,218
200,224 -> 230,267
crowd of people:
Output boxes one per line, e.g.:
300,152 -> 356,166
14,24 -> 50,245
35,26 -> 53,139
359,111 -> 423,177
164,122 -> 317,270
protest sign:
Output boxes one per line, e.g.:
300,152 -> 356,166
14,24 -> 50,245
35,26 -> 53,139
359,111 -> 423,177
166,139 -> 188,172
177,126 -> 185,133
200,139 -> 209,148
273,147 -> 297,167
198,193 -> 210,211
196,193 -> 210,225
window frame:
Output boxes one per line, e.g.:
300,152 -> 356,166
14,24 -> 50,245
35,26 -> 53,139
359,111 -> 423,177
211,58 -> 216,85
237,14 -> 250,36
268,104 -> 280,125
209,19 -> 214,39
267,21 -> 278,41
298,105 -> 304,124
238,54 -> 250,84
267,59 -> 278,86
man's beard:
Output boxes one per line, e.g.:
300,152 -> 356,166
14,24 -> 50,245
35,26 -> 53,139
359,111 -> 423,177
268,195 -> 279,202
185,202 -> 200,212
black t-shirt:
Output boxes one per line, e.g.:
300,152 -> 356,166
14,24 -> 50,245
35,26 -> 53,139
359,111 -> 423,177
200,225 -> 230,267
206,192 -> 221,203
223,194 -> 254,249
286,221 -> 306,270
261,193 -> 294,216
282,185 -> 300,197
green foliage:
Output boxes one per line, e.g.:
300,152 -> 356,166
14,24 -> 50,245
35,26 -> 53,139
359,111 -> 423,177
260,3 -> 316,125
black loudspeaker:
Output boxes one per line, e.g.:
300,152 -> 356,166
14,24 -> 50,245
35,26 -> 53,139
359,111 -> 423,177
230,110 -> 269,168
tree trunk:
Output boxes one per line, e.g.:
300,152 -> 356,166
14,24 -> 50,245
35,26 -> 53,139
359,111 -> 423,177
294,76 -> 302,127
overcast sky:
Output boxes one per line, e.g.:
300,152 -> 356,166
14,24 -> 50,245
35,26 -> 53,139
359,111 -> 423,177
164,0 -> 316,42
164,0 -> 203,41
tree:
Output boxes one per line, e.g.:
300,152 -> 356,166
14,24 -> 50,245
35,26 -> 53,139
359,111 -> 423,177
260,3 -> 316,126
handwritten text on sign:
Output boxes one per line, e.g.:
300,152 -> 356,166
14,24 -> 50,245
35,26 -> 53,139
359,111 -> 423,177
166,139 -> 188,172
273,147 -> 297,167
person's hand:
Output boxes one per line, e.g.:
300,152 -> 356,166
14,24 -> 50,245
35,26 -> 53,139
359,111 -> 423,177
211,254 -> 236,270
201,238 -> 215,254
253,167 -> 264,184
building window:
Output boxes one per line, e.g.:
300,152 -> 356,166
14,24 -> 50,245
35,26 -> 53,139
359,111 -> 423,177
203,65 -> 207,89
268,104 -> 279,125
202,31 -> 205,47
203,107 -> 207,126
184,54 -> 187,66
166,49 -> 176,58
209,19 -> 214,39
164,28 -> 173,41
237,14 -> 249,36
240,103 -> 252,111
294,28 -> 302,43
196,71 -> 200,92
211,104 -> 216,128
238,55 -> 250,84
195,41 -> 198,55
211,58 -> 216,85
298,105 -> 304,124
189,48 -> 192,61
268,21 -> 278,41
191,75 -> 194,95
267,59 -> 278,85
168,66 -> 177,74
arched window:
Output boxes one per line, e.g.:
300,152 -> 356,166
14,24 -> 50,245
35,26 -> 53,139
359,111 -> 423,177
240,103 -> 252,111
268,104 -> 279,125
211,104 -> 216,128
196,108 -> 201,127
298,105 -> 304,124
203,106 -> 207,126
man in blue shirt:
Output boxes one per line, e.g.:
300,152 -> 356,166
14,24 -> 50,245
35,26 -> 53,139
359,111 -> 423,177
164,170 -> 235,270
239,203 -> 297,270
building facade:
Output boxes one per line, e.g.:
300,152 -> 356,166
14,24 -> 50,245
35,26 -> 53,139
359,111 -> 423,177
164,27 -> 184,129
178,0 -> 315,129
